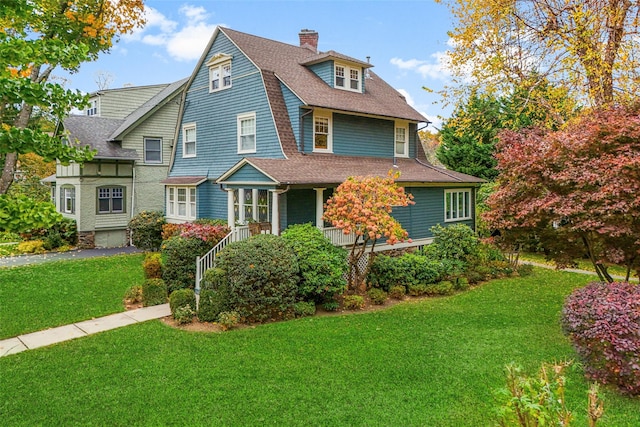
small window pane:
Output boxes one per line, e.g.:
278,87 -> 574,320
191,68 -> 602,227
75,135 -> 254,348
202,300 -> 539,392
145,138 -> 162,163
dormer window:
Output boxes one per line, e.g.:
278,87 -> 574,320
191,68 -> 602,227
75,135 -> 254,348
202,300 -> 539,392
206,53 -> 232,93
86,99 -> 98,116
334,63 -> 361,92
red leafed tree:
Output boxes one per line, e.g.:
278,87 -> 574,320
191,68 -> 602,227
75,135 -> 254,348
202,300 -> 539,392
484,104 -> 640,282
323,171 -> 414,291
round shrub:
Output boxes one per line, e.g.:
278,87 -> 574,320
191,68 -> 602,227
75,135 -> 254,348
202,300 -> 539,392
367,287 -> 387,305
197,289 -> 228,322
216,234 -> 300,323
293,301 -> 316,317
129,210 -> 166,251
143,252 -> 162,279
281,223 -> 347,302
124,285 -> 143,304
169,288 -> 196,316
343,294 -> 365,310
408,283 -> 428,296
368,253 -> 445,292
142,278 -> 167,307
161,236 -> 211,293
388,285 -> 406,299
424,281 -> 455,296
174,305 -> 195,325
562,281 -> 640,396
218,311 -> 240,331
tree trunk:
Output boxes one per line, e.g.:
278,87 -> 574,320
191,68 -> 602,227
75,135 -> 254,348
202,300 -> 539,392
0,153 -> 18,194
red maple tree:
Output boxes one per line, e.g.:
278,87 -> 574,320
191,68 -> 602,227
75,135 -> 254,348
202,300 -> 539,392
484,104 -> 640,281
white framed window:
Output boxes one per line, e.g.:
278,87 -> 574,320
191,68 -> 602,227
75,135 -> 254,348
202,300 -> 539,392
166,186 -> 196,220
313,113 -> 332,152
233,189 -> 271,224
237,112 -> 256,154
97,186 -> 125,214
60,186 -> 75,214
334,63 -> 361,92
209,61 -> 232,92
144,137 -> 162,164
86,99 -> 98,116
445,189 -> 472,222
182,123 -> 196,158
395,123 -> 408,157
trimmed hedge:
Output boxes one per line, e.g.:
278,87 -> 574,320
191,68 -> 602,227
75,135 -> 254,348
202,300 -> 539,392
169,289 -> 196,316
142,278 -> 167,307
129,211 -> 165,251
368,253 -> 445,292
161,236 -> 211,293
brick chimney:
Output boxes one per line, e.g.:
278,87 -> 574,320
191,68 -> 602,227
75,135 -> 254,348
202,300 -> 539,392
299,29 -> 318,52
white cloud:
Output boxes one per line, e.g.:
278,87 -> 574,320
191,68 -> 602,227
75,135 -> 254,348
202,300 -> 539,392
396,88 -> 415,106
391,50 -> 452,80
124,4 -> 219,62
167,22 -> 217,61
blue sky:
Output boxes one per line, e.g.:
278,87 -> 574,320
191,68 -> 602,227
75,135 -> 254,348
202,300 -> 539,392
58,0 -> 456,130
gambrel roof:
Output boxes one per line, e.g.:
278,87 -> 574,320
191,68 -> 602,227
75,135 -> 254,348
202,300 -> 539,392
201,27 -> 427,123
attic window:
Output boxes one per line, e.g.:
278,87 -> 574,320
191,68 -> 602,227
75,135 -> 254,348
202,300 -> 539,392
334,63 -> 361,92
206,53 -> 232,93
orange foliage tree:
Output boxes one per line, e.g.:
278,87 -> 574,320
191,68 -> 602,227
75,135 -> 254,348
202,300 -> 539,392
323,171 -> 414,291
0,0 -> 146,194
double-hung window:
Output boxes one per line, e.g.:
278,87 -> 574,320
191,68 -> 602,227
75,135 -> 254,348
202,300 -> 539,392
313,113 -> 331,152
60,186 -> 75,214
182,123 -> 196,158
144,137 -> 162,164
445,189 -> 472,222
238,113 -> 256,153
334,63 -> 361,92
395,123 -> 408,157
97,186 -> 124,214
209,58 -> 232,92
167,186 -> 196,220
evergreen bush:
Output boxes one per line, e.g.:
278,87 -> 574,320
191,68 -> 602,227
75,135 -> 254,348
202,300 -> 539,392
367,287 -> 387,305
281,223 -> 347,302
142,278 -> 167,306
142,252 -> 162,279
169,288 -> 196,318
161,236 -> 211,292
215,234 -> 300,323
129,210 -> 165,251
197,289 -> 228,322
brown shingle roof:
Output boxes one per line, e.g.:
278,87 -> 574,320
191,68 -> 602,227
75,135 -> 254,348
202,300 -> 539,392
218,155 -> 484,186
221,28 -> 427,122
161,176 -> 207,185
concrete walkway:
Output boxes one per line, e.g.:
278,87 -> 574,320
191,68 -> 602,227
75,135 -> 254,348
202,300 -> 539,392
0,304 -> 170,357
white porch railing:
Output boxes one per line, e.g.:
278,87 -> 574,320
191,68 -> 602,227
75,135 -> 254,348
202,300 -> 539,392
322,227 -> 357,247
195,225 -> 250,293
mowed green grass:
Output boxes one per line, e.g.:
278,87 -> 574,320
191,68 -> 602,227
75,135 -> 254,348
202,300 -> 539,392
2,268 -> 638,426
0,254 -> 145,338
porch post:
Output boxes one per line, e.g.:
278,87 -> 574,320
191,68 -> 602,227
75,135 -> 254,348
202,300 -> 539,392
238,188 -> 245,224
271,189 -> 280,235
314,187 -> 326,229
227,189 -> 235,229
252,189 -> 259,221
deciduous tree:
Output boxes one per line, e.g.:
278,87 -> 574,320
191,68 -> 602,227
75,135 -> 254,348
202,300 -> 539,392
439,0 -> 640,108
323,171 -> 414,291
0,0 -> 146,194
484,104 -> 640,282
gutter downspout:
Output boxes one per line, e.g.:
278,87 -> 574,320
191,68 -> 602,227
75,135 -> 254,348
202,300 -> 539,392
129,162 -> 136,246
299,108 -> 314,154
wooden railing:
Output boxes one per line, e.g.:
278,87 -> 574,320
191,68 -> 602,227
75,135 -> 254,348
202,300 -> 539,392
195,225 -> 250,293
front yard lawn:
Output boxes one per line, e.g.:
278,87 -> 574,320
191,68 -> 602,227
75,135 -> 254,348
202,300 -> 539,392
1,268 -> 639,426
0,254 -> 144,339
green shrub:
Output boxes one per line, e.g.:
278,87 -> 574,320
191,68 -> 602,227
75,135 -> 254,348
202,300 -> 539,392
124,285 -> 143,304
169,289 -> 196,316
322,300 -> 339,312
142,252 -> 162,279
281,223 -> 347,302
0,195 -> 62,234
215,234 -> 300,323
453,277 -> 470,291
368,253 -> 445,292
17,240 -> 45,254
428,223 -> 480,262
218,311 -> 240,331
367,287 -> 387,305
173,305 -> 195,325
193,218 -> 227,227
197,289 -> 227,322
129,210 -> 166,251
142,278 -> 167,307
161,236 -> 211,293
293,301 -> 316,317
202,267 -> 226,291
0,231 -> 21,243
51,217 -> 78,245
388,285 -> 406,299
42,231 -> 64,250
517,263 -> 534,277
425,281 -> 455,296
408,284 -> 428,296
343,295 -> 365,310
